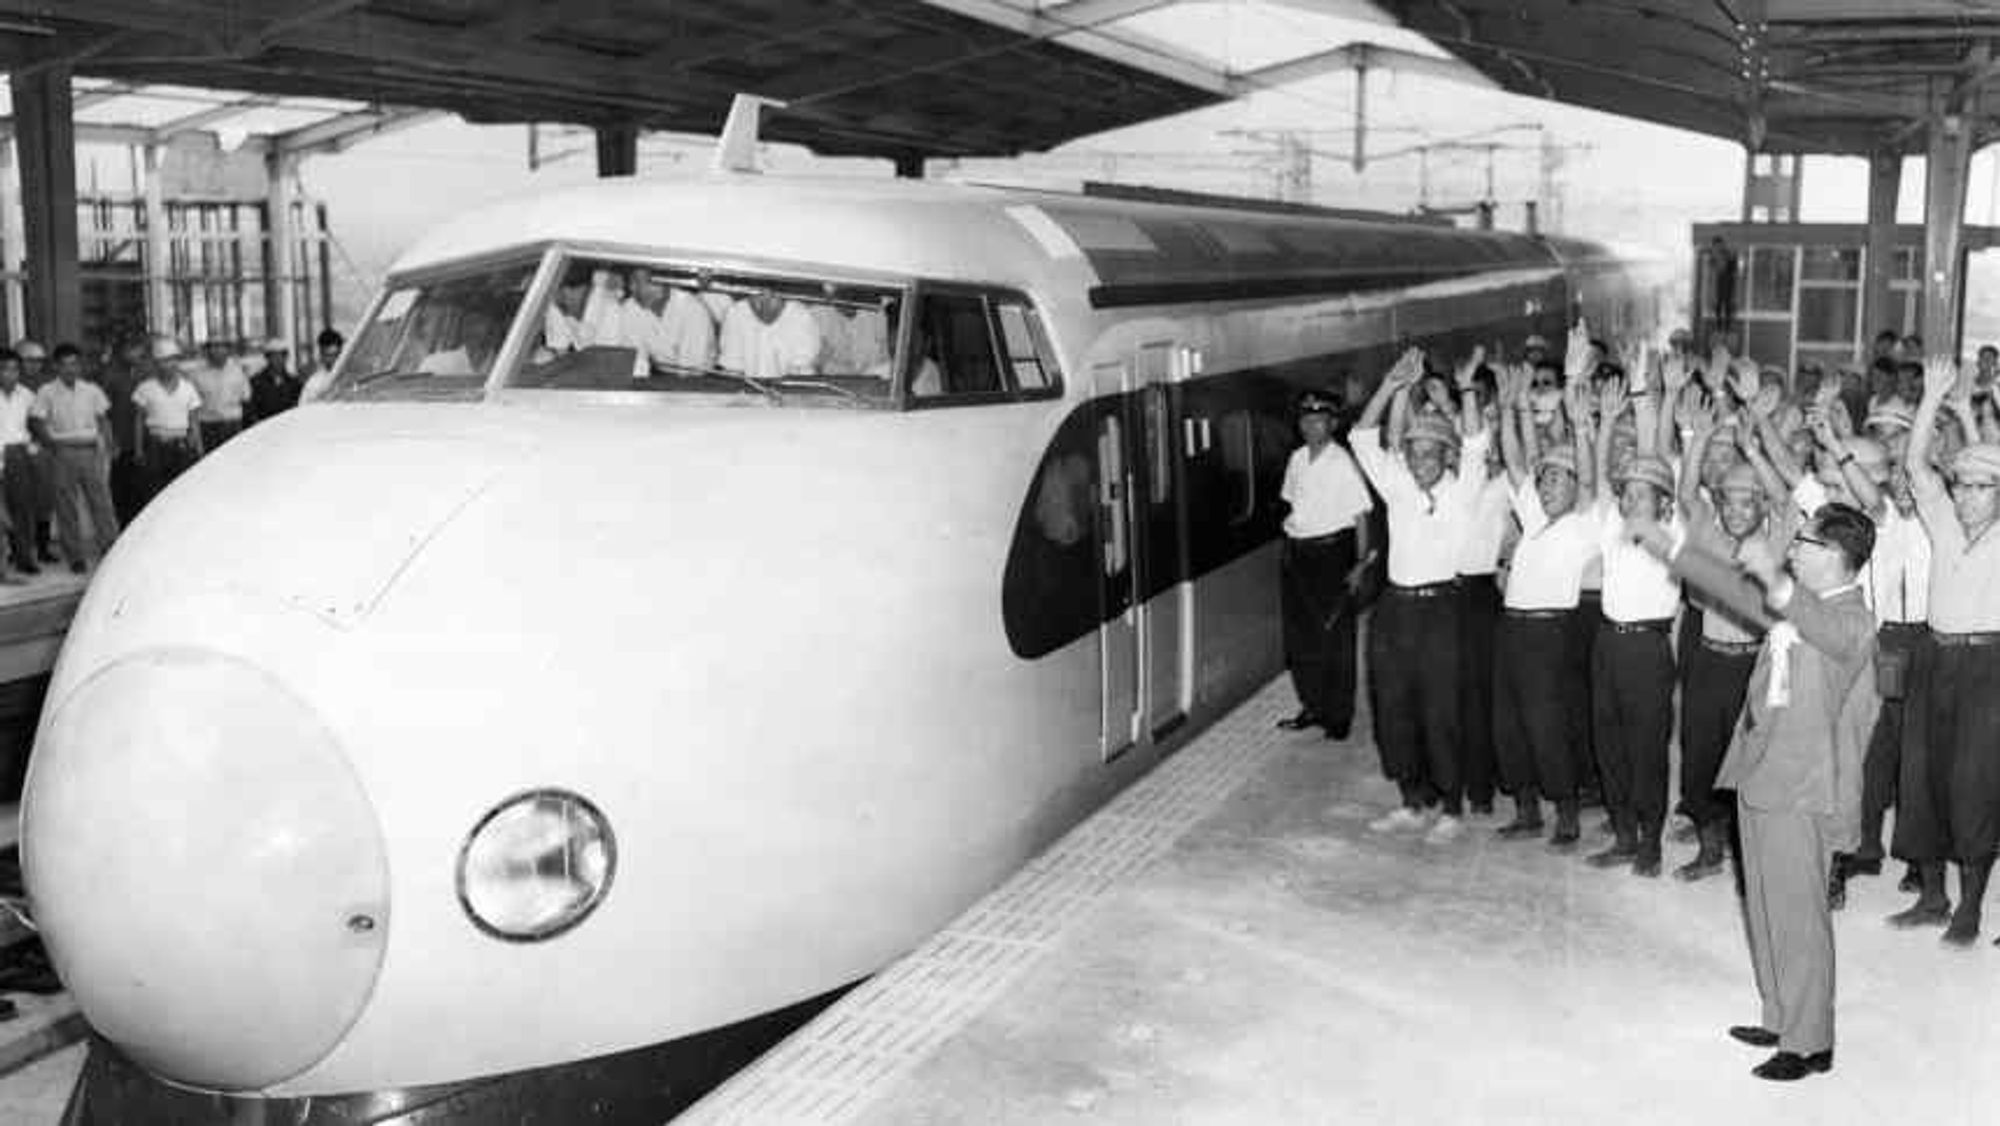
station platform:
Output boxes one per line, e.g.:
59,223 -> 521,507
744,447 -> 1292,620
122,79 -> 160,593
686,678 -> 2000,1126
0,571 -> 84,688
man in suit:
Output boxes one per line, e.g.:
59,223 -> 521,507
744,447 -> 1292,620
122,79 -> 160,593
1637,501 -> 1878,1082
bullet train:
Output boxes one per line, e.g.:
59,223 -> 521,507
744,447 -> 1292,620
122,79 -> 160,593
23,170 -> 1666,1123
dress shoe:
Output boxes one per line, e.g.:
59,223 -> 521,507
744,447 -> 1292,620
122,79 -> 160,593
1751,1050 -> 1832,1081
12,562 -> 35,576
1632,851 -> 1662,878
1941,906 -> 1983,947
1898,865 -> 1922,894
1469,800 -> 1495,817
1322,723 -> 1351,740
1585,840 -> 1638,869
1886,899 -> 1952,928
1843,855 -> 1883,878
1547,822 -> 1581,849
1496,817 -> 1545,840
1276,709 -> 1322,731
67,560 -> 85,575
1728,1026 -> 1779,1048
36,549 -> 56,565
1828,878 -> 1847,912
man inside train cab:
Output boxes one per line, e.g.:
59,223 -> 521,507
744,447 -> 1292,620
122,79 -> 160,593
1276,389 -> 1375,741
719,288 -> 820,382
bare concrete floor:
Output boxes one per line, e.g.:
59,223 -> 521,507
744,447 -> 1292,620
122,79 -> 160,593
861,688 -> 2000,1126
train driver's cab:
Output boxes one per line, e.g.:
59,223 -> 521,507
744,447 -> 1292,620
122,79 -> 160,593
327,250 -> 1065,410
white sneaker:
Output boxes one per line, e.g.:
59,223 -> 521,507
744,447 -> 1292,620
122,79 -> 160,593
1368,807 -> 1427,834
1425,814 -> 1465,843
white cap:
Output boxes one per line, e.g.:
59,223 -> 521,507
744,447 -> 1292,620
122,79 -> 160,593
151,335 -> 185,361
261,337 -> 289,353
13,340 -> 44,360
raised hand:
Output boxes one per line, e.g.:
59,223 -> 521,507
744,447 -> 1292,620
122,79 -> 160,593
1454,345 -> 1487,392
1385,345 -> 1426,391
1597,374 -> 1627,420
1565,319 -> 1593,381
1922,354 -> 1957,405
1660,349 -> 1693,394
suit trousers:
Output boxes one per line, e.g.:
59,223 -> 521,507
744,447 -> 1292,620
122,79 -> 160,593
1493,613 -> 1578,800
1369,585 -> 1463,812
1739,802 -> 1835,1055
1680,641 -> 1758,828
1858,622 -> 1923,862
1591,621 -> 1675,841
1457,575 -> 1500,807
1280,532 -> 1358,731
1897,639 -> 2000,863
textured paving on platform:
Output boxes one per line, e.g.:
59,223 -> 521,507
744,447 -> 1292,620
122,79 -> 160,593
846,683 -> 2000,1126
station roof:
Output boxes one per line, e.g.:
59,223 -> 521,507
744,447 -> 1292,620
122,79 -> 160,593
0,0 -> 1254,159
1388,0 -> 2000,156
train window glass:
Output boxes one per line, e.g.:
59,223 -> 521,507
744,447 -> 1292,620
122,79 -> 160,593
332,260 -> 538,401
995,301 -> 1060,393
504,255 -> 900,406
1219,410 -> 1255,523
1098,414 -> 1128,576
1145,387 -> 1172,505
909,293 -> 1004,400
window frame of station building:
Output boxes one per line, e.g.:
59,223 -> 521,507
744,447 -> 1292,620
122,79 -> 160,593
334,241 -> 1066,409
1722,237 -> 1925,381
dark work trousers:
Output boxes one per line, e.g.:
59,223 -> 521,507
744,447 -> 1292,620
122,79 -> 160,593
197,418 -> 241,453
108,452 -> 145,526
1897,636 -> 2000,864
144,438 -> 197,501
1493,611 -> 1578,800
1280,531 -> 1359,732
1369,582 -> 1463,814
1679,638 -> 1759,828
1569,590 -> 1604,795
0,444 -> 39,569
1457,575 -> 1500,808
1858,622 -> 1924,863
1591,620 -> 1676,844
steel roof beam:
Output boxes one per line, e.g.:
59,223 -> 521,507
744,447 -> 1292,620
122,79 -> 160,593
269,106 -> 441,156
916,0 -> 1235,95
148,95 -> 280,142
1229,41 -> 1495,93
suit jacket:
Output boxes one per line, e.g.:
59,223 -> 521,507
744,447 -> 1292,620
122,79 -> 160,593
1665,542 -> 1879,850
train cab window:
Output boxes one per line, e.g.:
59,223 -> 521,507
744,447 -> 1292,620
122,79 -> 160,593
906,290 -> 1062,406
332,260 -> 538,401
504,254 -> 901,406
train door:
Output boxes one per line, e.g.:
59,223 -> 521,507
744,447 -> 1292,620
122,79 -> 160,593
1133,341 -> 1191,742
1091,360 -> 1140,760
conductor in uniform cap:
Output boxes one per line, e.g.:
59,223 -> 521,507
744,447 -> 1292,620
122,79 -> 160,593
1275,389 -> 1375,738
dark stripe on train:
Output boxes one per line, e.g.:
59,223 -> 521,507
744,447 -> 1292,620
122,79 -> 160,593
1000,317 -> 1552,661
1089,266 -> 1505,309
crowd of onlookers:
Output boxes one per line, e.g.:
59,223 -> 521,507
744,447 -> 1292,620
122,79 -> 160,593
1279,320 -> 2000,936
0,327 -> 344,580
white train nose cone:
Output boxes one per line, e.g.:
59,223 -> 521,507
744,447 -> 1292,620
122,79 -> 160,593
22,650 -> 389,1090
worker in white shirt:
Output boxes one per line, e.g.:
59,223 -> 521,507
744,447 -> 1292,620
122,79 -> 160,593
543,271 -> 595,353
1673,405 -> 1798,882
1276,388 -> 1375,740
0,350 -> 41,576
718,290 -> 821,381
812,302 -> 891,375
1457,364 -> 1516,816
297,328 -> 343,405
185,339 -> 251,452
626,274 -> 716,374
28,344 -> 118,573
1350,346 -> 1494,843
1491,365 -> 1600,845
1587,372 -> 1685,877
1831,417 -> 1930,907
130,339 -> 205,501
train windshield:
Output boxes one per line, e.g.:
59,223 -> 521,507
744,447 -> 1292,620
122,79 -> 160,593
500,255 -> 902,408
328,259 -> 540,402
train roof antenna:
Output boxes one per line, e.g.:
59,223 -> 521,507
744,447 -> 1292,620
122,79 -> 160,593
714,94 -> 787,174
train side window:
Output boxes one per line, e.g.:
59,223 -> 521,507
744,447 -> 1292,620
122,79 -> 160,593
1218,410 -> 1255,523
994,300 -> 1062,395
910,293 -> 1000,399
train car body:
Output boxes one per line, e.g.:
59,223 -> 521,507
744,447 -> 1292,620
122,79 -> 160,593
22,173 -> 1667,1123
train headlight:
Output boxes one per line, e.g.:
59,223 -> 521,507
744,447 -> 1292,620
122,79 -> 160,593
456,790 -> 615,941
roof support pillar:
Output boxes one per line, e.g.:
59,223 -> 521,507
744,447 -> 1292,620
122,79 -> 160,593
1922,113 -> 1972,357
893,153 -> 926,179
142,144 -> 171,341
264,150 -> 298,352
9,65 -> 80,347
595,123 -> 638,178
1862,150 -> 1902,342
